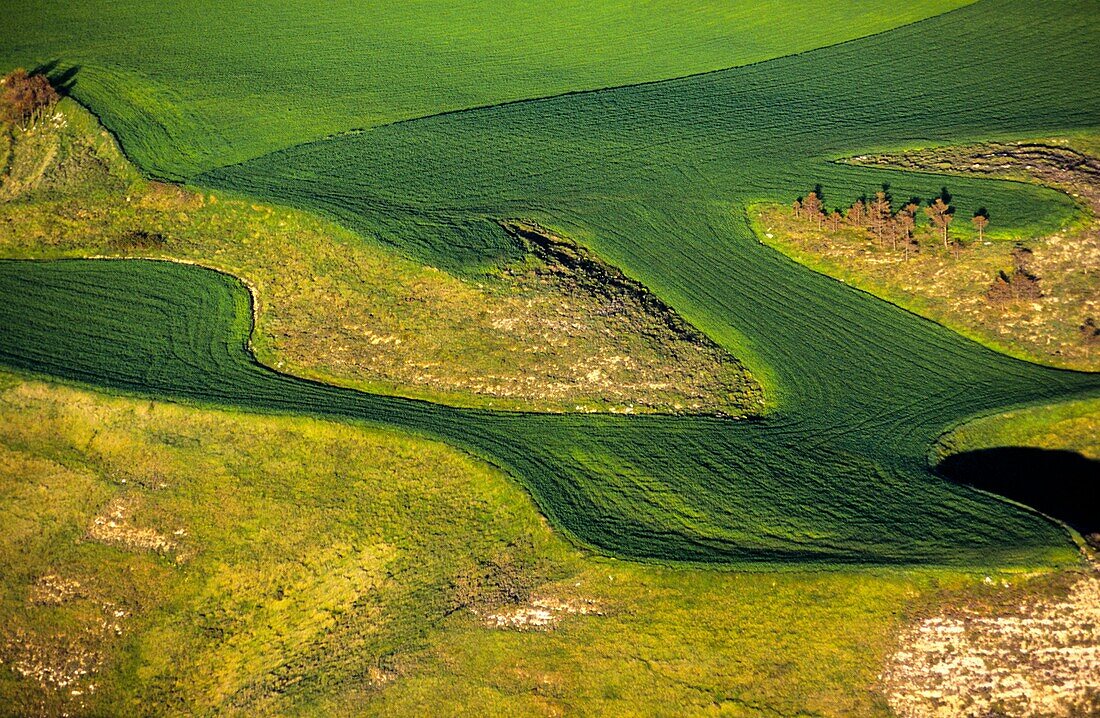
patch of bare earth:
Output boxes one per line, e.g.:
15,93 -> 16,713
881,570 -> 1100,717
1,574 -> 130,715
1,489 -> 187,713
447,552 -> 603,632
87,495 -> 187,560
481,596 -> 604,631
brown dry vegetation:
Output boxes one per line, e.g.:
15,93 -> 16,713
882,568 -> 1100,718
0,69 -> 59,131
0,100 -> 761,415
756,140 -> 1100,371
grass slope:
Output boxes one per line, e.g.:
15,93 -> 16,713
1,374 -> 1068,716
940,397 -> 1100,461
2,0 -> 1098,567
0,100 -> 761,415
0,257 -> 1088,569
0,374 -> 574,715
0,0 -> 971,178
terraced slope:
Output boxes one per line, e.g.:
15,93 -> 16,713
0,0 -> 971,178
2,0 -> 1099,567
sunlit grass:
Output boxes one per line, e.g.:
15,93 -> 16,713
0,100 -> 759,415
0,1 -> 972,177
940,397 -> 1100,460
1,373 -> 1058,716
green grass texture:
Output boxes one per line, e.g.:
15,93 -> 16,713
2,0 -> 1099,567
1,257 -> 1093,568
0,0 -> 972,178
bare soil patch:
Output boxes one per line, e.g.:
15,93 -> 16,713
882,569 -> 1100,717
87,495 -> 184,558
481,596 -> 604,631
1,572 -> 132,716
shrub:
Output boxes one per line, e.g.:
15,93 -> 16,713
0,68 -> 59,129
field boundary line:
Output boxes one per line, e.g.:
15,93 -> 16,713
192,1 -> 982,179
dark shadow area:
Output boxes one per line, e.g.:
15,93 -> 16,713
938,448 -> 1100,541
30,59 -> 80,95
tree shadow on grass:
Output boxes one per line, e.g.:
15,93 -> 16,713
938,447 -> 1100,544
30,59 -> 80,95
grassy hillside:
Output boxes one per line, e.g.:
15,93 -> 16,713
0,374 -> 576,715
2,1 -> 1098,565
0,372 -> 1062,716
0,0 -> 972,178
0,257 -> 1089,569
940,397 -> 1100,460
0,100 -> 761,415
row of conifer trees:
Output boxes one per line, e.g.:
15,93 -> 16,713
792,184 -> 989,259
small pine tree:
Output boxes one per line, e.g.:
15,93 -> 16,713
802,190 -> 820,216
925,197 -> 954,251
897,206 -> 917,260
829,209 -> 843,231
846,199 -> 866,227
903,202 -> 920,258
869,191 -> 892,244
971,208 -> 989,242
802,190 -> 824,228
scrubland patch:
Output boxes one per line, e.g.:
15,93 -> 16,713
362,566 -> 1025,718
882,569 -> 1100,718
0,101 -> 760,415
757,139 -> 1100,371
2,570 -> 130,715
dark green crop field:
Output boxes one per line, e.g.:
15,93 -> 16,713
2,0 -> 1099,569
1,255 -> 1094,567
0,0 -> 969,178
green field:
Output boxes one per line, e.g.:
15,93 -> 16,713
2,0 -> 1100,711
0,252 -> 1091,568
0,98 -> 762,415
2,0 -> 1099,568
0,0 -> 972,178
